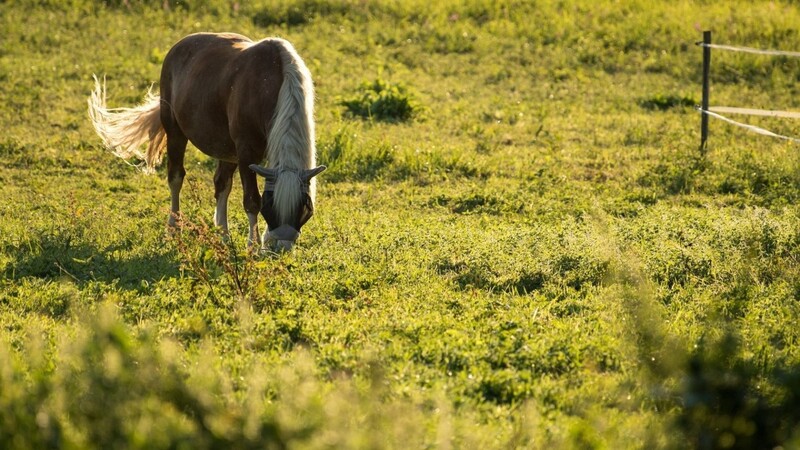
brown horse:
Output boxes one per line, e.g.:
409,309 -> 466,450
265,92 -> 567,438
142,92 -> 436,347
88,32 -> 326,251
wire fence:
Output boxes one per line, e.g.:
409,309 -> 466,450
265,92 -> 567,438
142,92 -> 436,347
696,35 -> 800,147
696,107 -> 800,144
697,42 -> 800,58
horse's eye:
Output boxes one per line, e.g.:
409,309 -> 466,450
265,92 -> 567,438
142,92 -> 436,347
260,191 -> 279,229
298,195 -> 314,227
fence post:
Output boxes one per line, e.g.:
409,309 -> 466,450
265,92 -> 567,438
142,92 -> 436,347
700,30 -> 711,154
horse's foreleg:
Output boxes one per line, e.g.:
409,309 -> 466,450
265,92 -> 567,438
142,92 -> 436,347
166,134 -> 188,229
246,213 -> 259,248
238,162 -> 262,248
213,161 -> 237,235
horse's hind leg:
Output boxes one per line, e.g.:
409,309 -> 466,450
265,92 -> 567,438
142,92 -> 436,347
160,94 -> 188,229
213,161 -> 237,234
165,132 -> 188,229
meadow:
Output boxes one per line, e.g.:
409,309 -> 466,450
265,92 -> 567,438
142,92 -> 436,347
2,0 -> 800,448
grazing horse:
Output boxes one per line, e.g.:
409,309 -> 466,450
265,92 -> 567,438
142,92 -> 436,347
88,32 -> 326,252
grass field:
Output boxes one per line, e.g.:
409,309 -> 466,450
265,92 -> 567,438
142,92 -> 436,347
2,0 -> 800,448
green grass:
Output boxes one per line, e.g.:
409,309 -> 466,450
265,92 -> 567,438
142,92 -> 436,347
2,0 -> 800,448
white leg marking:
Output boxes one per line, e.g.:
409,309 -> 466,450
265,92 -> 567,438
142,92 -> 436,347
214,183 -> 232,233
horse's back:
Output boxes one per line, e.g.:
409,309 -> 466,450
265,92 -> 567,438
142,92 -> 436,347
160,33 -> 254,161
162,32 -> 250,73
159,33 -> 290,163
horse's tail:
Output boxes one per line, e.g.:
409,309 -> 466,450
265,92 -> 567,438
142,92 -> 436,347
267,38 -> 316,178
87,76 -> 167,174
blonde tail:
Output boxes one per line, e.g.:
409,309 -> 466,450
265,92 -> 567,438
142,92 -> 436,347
87,75 -> 167,173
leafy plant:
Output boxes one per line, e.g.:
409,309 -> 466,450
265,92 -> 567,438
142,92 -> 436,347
340,79 -> 421,122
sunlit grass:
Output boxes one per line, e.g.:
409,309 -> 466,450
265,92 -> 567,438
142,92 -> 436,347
2,0 -> 800,448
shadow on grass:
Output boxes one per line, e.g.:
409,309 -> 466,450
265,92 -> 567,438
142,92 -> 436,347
4,234 -> 180,291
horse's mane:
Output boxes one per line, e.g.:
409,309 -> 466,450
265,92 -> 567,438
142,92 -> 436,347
265,38 -> 316,224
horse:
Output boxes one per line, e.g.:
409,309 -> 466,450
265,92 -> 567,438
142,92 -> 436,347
88,32 -> 326,252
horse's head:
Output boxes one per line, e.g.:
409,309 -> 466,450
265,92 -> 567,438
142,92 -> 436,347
249,164 -> 326,252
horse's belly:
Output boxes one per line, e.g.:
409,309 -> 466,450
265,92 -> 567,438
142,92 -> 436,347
174,109 -> 237,162
187,133 -> 238,163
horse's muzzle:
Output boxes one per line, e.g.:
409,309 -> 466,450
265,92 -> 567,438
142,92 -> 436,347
265,224 -> 300,252
271,239 -> 295,252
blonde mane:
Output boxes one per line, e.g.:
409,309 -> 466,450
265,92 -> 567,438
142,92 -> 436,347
265,38 -> 317,223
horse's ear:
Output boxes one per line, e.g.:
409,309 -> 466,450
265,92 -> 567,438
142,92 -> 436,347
302,165 -> 327,181
249,164 -> 276,180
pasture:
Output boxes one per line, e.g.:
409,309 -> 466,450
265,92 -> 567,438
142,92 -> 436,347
2,0 -> 800,448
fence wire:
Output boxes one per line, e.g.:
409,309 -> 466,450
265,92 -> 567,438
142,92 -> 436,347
696,42 -> 800,58
709,106 -> 800,119
697,107 -> 800,144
